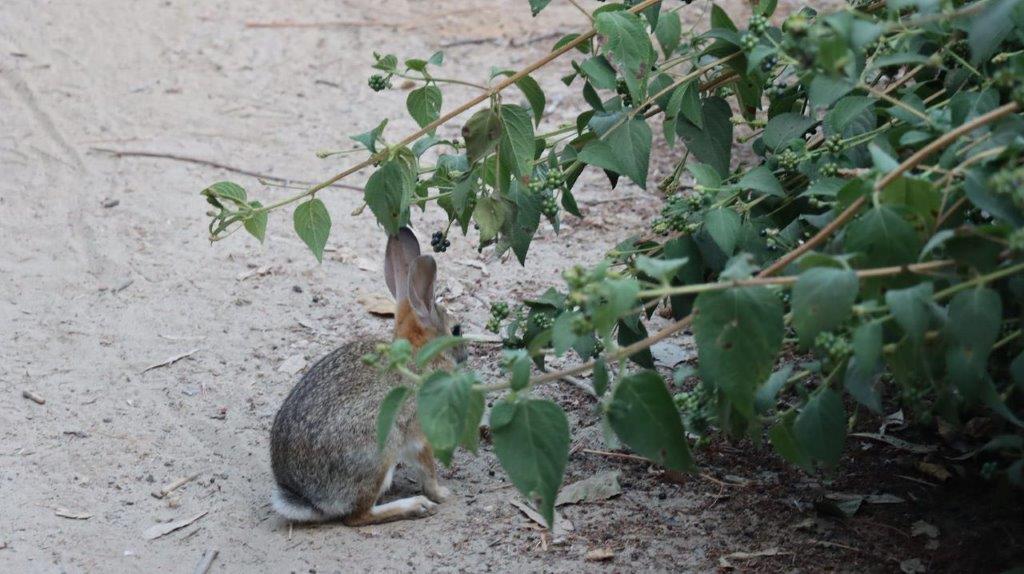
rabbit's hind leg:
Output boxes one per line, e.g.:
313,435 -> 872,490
341,496 -> 438,525
402,435 -> 450,503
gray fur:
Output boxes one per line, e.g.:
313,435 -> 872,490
269,227 -> 465,523
270,340 -> 418,520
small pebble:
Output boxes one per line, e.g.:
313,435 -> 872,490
292,285 -> 303,293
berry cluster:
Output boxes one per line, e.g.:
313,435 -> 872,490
814,331 -> 852,365
652,194 -> 702,235
824,135 -> 844,155
532,313 -> 554,330
528,168 -> 564,218
760,54 -> 778,72
430,231 -> 451,253
820,162 -> 839,177
616,78 -> 633,107
782,12 -> 808,36
759,227 -> 782,251
990,166 -> 1024,209
674,383 -> 715,435
486,301 -> 510,333
740,33 -> 759,52
368,74 -> 391,92
777,149 -> 799,172
541,195 -> 559,217
749,13 -> 769,35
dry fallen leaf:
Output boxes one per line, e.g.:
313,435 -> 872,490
508,499 -> 573,544
916,462 -> 951,482
358,293 -> 396,317
556,471 -> 621,506
911,520 -> 940,539
143,511 -> 208,540
54,508 -> 92,520
718,548 -> 789,569
585,548 -> 615,562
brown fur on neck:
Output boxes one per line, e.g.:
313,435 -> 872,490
394,299 -> 432,349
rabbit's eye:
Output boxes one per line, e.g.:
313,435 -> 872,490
451,324 -> 462,336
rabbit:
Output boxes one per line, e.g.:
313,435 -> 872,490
269,227 -> 467,525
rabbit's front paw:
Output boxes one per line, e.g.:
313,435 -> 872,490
408,495 -> 439,517
426,485 -> 451,503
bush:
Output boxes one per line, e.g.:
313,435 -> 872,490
201,0 -> 1024,526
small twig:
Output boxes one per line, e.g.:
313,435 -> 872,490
90,148 -> 363,192
152,473 -> 201,499
192,549 -> 219,574
22,390 -> 45,405
142,348 -> 200,373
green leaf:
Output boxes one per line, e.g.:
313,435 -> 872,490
417,371 -> 472,466
244,201 -> 267,242
364,159 -> 413,236
792,267 -> 859,347
809,76 -> 855,108
968,0 -> 1022,64
824,96 -> 875,135
710,4 -> 738,31
528,0 -> 552,16
415,336 -> 466,368
607,371 -> 695,472
351,119 -> 388,153
794,389 -> 846,467
593,358 -> 609,397
769,413 -> 812,469
406,85 -> 442,130
515,76 -> 546,125
676,97 -> 732,178
498,104 -> 536,177
473,195 -> 509,243
588,277 -> 640,336
694,286 -> 785,416
491,398 -> 570,527
579,117 -> 652,188
579,56 -> 618,90
507,350 -> 532,391
460,388 -> 485,453
703,208 -> 742,255
756,365 -> 794,414
509,182 -> 540,265
293,198 -> 331,262
617,318 -> 655,368
845,206 -> 921,267
655,10 -> 682,57
884,282 -> 934,345
845,322 -> 883,413
551,311 -> 581,356
736,165 -> 785,198
201,181 -> 247,207
463,108 -> 502,164
946,288 -> 1002,400
635,256 -> 689,282
763,113 -> 816,151
376,386 -> 412,450
594,10 -> 655,74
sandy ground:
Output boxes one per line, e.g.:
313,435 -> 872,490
4,1 -> 1020,573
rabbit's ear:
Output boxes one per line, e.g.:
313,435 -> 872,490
407,255 -> 438,326
385,227 -> 421,300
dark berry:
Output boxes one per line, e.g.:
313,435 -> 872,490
368,74 -> 390,92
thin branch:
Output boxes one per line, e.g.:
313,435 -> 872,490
254,0 -> 665,214
638,260 -> 954,299
92,148 -> 364,192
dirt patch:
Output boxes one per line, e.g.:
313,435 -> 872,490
1,1 -> 1021,572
